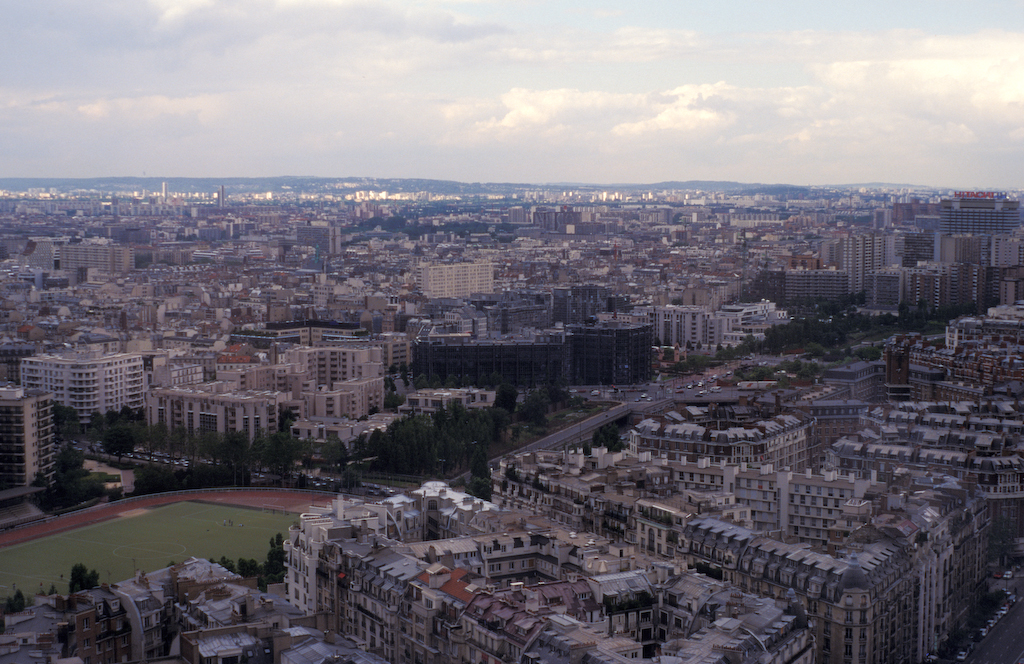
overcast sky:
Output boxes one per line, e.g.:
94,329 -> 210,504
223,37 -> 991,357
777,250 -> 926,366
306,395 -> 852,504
3,0 -> 1023,187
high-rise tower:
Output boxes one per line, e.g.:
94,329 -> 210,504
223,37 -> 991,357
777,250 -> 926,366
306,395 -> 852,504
940,191 -> 1021,235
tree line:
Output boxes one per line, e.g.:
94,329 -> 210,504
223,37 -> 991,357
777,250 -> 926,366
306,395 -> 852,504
354,402 -> 506,480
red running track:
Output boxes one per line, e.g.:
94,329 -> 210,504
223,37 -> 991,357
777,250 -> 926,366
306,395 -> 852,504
0,490 -> 327,550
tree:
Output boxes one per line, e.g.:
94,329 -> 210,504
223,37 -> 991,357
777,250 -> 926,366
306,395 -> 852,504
132,464 -> 180,495
592,423 -> 623,452
467,476 -> 492,501
41,446 -> 104,510
494,383 -> 518,412
322,436 -> 349,473
804,342 -> 825,357
220,430 -> 251,486
237,558 -> 262,579
3,589 -> 26,613
278,407 -> 297,433
69,563 -> 100,592
257,431 -> 303,483
146,422 -> 169,456
469,443 -> 489,480
102,424 -> 136,461
53,403 -> 81,442
517,389 -> 550,428
262,534 -> 286,590
854,345 -> 882,362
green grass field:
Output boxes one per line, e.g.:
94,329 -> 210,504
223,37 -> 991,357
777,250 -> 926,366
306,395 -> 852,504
0,502 -> 297,597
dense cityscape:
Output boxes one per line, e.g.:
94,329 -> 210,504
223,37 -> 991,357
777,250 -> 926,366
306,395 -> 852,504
0,179 -> 1023,664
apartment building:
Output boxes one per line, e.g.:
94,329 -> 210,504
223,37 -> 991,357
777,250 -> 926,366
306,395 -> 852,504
398,387 -> 495,416
634,304 -> 710,348
784,268 -> 850,303
838,232 -> 897,294
630,411 -> 814,471
679,475 -> 988,664
0,385 -> 54,487
145,384 -> 285,443
415,262 -> 494,299
284,345 -> 384,386
307,377 -> 384,419
59,243 -> 134,274
20,351 -> 144,423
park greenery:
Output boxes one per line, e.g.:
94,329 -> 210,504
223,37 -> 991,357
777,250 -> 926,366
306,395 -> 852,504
353,402 -> 505,483
349,382 -> 575,501
758,296 -> 977,355
661,294 -> 977,378
33,445 -> 111,511
37,377 -> 574,508
215,534 -> 287,591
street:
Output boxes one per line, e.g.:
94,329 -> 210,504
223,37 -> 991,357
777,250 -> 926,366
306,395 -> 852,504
965,578 -> 1021,664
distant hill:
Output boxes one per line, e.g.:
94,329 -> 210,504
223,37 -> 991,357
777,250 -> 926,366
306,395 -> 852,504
0,176 -> 845,198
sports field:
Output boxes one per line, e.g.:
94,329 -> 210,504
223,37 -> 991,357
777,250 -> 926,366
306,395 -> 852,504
0,501 -> 297,596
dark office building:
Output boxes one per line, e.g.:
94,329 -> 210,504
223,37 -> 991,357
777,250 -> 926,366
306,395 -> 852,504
552,285 -> 610,324
0,344 -> 35,384
568,321 -> 652,386
413,333 -> 570,387
893,199 -> 940,225
413,321 -> 652,387
940,193 -> 1021,235
896,231 -> 937,267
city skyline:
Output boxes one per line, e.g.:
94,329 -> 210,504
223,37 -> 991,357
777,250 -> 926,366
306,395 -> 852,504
2,1 -> 1023,188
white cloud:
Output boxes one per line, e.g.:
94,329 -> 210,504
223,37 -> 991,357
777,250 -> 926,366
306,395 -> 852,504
1,2 -> 1024,185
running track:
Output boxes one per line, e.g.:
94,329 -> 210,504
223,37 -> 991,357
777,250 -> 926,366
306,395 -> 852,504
0,489 -> 330,549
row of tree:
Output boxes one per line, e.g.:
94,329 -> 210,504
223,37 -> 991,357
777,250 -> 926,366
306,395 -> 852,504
130,429 -> 307,495
760,299 -> 978,355
353,402 -> 507,478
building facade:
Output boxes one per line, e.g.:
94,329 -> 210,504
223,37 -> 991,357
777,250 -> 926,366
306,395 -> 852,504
0,385 -> 54,486
20,352 -> 144,423
940,194 -> 1021,235
416,262 -> 494,299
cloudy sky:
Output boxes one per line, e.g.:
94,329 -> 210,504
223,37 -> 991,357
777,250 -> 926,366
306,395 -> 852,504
3,0 -> 1023,187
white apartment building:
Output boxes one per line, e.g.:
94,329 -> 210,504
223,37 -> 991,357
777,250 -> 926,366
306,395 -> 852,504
146,384 -> 285,443
415,262 -> 494,299
21,352 -> 144,422
636,301 -> 787,349
634,304 -> 710,348
717,300 -> 788,330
